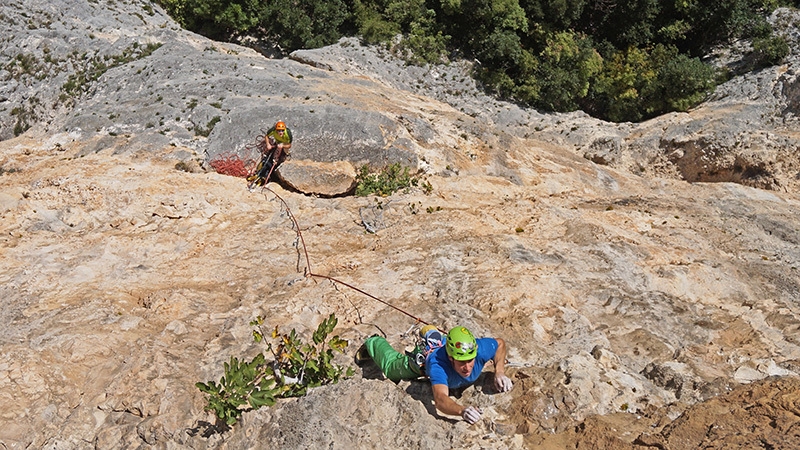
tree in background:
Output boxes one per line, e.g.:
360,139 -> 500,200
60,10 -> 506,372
159,0 -> 349,50
260,0 -> 350,50
155,0 -> 792,122
157,0 -> 262,39
522,0 -> 588,29
353,0 -> 449,63
352,0 -> 404,43
586,44 -> 716,122
394,10 -> 451,64
578,0 -> 661,49
525,30 -> 602,112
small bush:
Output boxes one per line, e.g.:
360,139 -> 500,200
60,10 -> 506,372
175,161 -> 196,173
0,165 -> 20,176
11,104 -> 36,136
195,116 -> 221,137
355,163 -> 429,196
196,314 -> 352,426
752,36 -> 790,67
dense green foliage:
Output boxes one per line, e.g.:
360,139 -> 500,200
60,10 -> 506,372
156,0 -> 795,122
196,314 -> 352,425
159,0 -> 349,48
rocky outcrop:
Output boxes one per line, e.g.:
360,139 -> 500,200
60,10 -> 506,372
276,159 -> 357,197
289,10 -> 800,195
3,1 -> 800,449
586,8 -> 800,192
633,376 -> 800,449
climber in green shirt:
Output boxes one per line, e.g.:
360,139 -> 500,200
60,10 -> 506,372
248,120 -> 293,186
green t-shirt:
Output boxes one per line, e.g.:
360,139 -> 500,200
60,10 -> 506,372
266,126 -> 293,145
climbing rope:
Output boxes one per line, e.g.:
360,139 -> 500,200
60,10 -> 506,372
254,184 -> 431,326
208,150 -> 255,178
207,130 -> 269,180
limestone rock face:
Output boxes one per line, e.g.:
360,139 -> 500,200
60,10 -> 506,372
632,376 -> 800,449
3,1 -> 800,450
276,159 -> 357,197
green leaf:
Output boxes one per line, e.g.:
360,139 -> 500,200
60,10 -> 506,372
249,316 -> 264,326
259,377 -> 277,390
328,335 -> 349,352
253,353 -> 266,366
290,349 -> 304,364
313,314 -> 338,345
249,389 -> 277,408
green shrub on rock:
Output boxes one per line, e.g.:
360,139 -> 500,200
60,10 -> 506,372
752,35 -> 790,67
355,163 -> 431,196
196,313 -> 352,425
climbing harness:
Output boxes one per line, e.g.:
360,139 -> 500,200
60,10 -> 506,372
247,137 -> 280,189
407,325 -> 445,374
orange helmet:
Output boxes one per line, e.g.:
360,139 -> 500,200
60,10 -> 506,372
275,121 -> 286,131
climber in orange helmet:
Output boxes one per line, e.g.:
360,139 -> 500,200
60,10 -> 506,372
248,120 -> 293,187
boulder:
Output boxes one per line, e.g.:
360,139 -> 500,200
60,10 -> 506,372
277,159 -> 357,196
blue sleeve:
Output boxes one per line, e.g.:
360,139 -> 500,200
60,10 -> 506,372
476,338 -> 498,364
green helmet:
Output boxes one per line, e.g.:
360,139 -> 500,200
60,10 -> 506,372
446,326 -> 477,361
